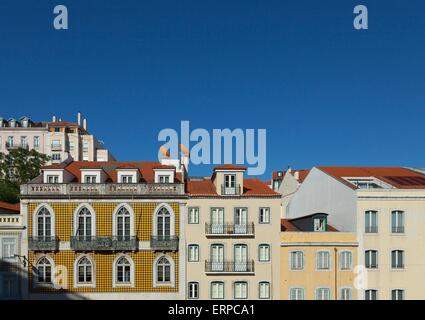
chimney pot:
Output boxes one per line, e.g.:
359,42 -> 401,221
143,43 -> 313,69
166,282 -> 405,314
77,112 -> 82,126
52,115 -> 57,122
83,118 -> 87,130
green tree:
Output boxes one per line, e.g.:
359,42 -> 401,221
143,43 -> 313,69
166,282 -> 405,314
0,148 -> 49,203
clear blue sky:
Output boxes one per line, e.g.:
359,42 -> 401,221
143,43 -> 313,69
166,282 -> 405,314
1,0 -> 425,179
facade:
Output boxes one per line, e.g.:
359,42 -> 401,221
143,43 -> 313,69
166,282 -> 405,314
287,166 -> 425,300
20,160 -> 187,299
0,201 -> 25,299
185,165 -> 282,300
280,214 -> 358,300
0,113 -> 114,164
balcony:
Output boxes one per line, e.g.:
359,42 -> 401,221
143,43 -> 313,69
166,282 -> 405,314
28,236 -> 59,251
21,183 -> 186,197
205,223 -> 255,237
150,236 -> 179,251
6,142 -> 29,150
392,226 -> 405,234
205,260 -> 255,274
71,236 -> 138,251
221,184 -> 241,196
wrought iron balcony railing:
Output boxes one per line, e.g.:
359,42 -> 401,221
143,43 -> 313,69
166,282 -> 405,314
70,236 -> 138,251
150,236 -> 179,251
205,222 -> 255,236
28,236 -> 59,251
221,184 -> 241,196
205,260 -> 255,274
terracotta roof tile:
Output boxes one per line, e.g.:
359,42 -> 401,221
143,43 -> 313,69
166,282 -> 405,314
214,164 -> 247,171
0,201 -> 20,213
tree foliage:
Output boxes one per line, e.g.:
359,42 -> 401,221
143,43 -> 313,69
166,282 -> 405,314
0,148 -> 49,203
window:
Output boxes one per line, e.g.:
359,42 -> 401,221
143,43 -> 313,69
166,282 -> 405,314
340,288 -> 352,300
290,288 -> 304,300
21,136 -> 27,148
156,257 -> 171,283
365,289 -> 378,300
259,207 -> 270,224
36,257 -> 52,284
51,139 -> 61,149
115,256 -> 131,285
223,174 -> 237,194
188,282 -> 199,299
156,207 -> 171,239
391,211 -> 404,233
365,210 -> 378,233
316,288 -> 331,300
392,289 -> 404,300
259,244 -> 270,262
76,256 -> 93,285
188,245 -> 199,262
211,281 -> 224,299
210,208 -> 224,234
54,128 -> 60,132
1,238 -> 16,261
391,250 -> 404,269
37,207 -> 52,238
210,244 -> 224,271
365,250 -> 378,269
47,175 -> 59,184
121,176 -> 133,183
290,251 -> 304,270
259,282 -> 270,299
7,136 -> 13,147
84,176 -> 97,184
234,281 -> 248,299
116,206 -> 131,240
34,136 -> 40,149
51,153 -> 61,162
316,251 -> 330,270
159,175 -> 170,183
234,244 -> 248,271
188,207 -> 199,224
314,217 -> 326,232
76,207 -> 92,239
340,251 -> 352,270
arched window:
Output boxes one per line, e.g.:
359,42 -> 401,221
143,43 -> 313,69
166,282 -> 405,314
76,207 -> 92,239
116,207 -> 131,240
36,257 -> 52,284
77,256 -> 93,284
156,207 -> 171,239
36,207 -> 52,239
156,256 -> 171,283
116,256 -> 131,284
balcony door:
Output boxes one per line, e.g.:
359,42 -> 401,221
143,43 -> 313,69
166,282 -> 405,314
116,207 -> 131,241
211,208 -> 224,234
234,244 -> 248,272
37,207 -> 51,239
224,174 -> 236,195
234,208 -> 247,234
76,207 -> 92,240
211,244 -> 224,271
157,207 -> 171,240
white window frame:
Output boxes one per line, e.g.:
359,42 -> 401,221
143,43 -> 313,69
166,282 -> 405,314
73,255 -> 96,288
316,287 -> 331,300
33,256 -> 55,288
259,207 -> 270,224
188,282 -> 199,299
153,255 -> 176,288
188,207 -> 199,224
188,244 -> 199,262
259,281 -> 270,299
233,281 -> 248,299
112,204 -> 135,237
316,251 -> 331,271
340,287 -> 352,300
210,281 -> 224,299
340,250 -> 353,271
258,244 -> 271,262
289,287 -> 304,300
391,210 -> 405,234
290,251 -> 304,271
32,204 -> 55,238
112,255 -> 135,288
152,203 -> 176,237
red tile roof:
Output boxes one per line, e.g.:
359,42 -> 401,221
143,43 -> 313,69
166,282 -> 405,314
214,164 -> 247,171
153,165 -> 176,170
42,161 -> 182,183
187,178 -> 280,197
0,201 -> 20,213
318,167 -> 425,190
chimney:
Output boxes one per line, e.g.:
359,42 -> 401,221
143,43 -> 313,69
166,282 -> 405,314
52,115 -> 57,122
58,117 -> 62,122
77,112 -> 82,126
294,171 -> 300,181
83,118 -> 87,131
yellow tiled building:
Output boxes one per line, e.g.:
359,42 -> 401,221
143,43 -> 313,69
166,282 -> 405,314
20,161 -> 187,299
280,214 -> 358,300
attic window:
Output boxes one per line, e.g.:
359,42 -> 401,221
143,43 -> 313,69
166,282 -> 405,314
347,179 -> 382,189
313,218 -> 326,232
277,172 -> 283,177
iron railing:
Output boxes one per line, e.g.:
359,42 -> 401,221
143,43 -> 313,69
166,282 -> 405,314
150,236 -> 179,251
205,260 -> 255,273
205,222 -> 255,236
28,236 -> 59,251
70,236 -> 138,251
221,185 -> 241,196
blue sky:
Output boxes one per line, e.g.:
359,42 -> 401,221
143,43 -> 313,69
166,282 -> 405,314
1,0 -> 425,179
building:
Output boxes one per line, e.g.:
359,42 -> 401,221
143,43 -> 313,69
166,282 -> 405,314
280,213 -> 358,300
20,159 -> 187,299
286,166 -> 425,300
0,113 -> 114,164
185,165 -> 282,300
0,201 -> 25,299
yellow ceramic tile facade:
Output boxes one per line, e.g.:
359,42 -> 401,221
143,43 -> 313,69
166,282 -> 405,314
28,202 -> 180,240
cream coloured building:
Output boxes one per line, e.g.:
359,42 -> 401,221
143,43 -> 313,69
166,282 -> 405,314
286,166 -> 425,300
185,165 -> 281,300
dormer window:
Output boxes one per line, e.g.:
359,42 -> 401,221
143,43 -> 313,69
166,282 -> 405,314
122,176 -> 133,184
84,176 -> 97,184
223,174 -> 237,195
47,175 -> 59,184
159,175 -> 170,183
154,167 -> 175,184
314,217 -> 326,232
